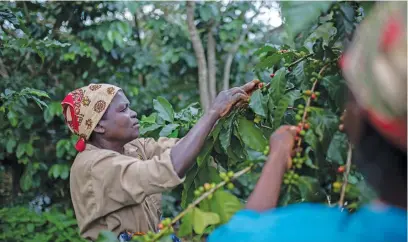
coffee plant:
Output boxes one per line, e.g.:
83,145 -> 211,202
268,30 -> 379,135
135,2 -> 375,241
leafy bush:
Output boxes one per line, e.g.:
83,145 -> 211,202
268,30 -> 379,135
0,206 -> 85,242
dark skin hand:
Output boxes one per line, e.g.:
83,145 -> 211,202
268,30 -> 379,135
245,125 -> 297,211
171,80 -> 260,177
90,80 -> 260,178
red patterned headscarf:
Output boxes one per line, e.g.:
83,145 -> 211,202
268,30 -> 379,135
341,2 -> 407,151
61,84 -> 121,152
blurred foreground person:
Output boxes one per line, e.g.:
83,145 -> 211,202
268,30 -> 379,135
209,2 -> 407,242
61,81 -> 259,241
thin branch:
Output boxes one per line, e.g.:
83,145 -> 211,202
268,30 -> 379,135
339,144 -> 352,207
151,165 -> 253,241
296,64 -> 329,147
288,54 -> 314,68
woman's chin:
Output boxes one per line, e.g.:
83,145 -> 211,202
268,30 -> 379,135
132,127 -> 139,139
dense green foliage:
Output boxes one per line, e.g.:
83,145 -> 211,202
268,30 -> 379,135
1,1 -> 375,242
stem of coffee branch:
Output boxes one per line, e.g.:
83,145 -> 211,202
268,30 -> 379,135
339,144 -> 353,207
150,165 -> 254,241
296,64 -> 329,147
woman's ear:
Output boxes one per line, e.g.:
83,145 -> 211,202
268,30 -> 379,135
93,123 -> 105,134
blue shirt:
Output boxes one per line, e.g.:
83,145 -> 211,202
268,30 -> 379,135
208,203 -> 407,242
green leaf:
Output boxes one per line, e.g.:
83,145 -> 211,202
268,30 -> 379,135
192,207 -> 220,235
22,88 -> 49,98
7,111 -> 18,127
102,39 -> 113,52
181,165 -> 198,208
210,190 -> 243,223
321,76 -> 347,110
199,5 -> 212,22
16,143 -> 25,158
197,139 -> 214,167
153,97 -> 174,122
43,108 -> 53,123
334,3 -> 356,42
273,95 -> 290,129
60,166 -> 69,180
26,223 -> 35,233
269,68 -> 287,103
20,169 -> 33,192
327,131 -> 348,164
6,139 -> 16,153
159,124 -> 179,137
51,164 -> 61,179
297,176 -> 323,202
168,129 -> 179,138
255,53 -> 282,70
254,45 -> 278,56
304,147 -> 318,169
25,143 -> 33,157
140,123 -> 162,136
282,1 -> 332,39
304,129 -> 318,151
292,61 -> 306,85
22,116 -> 34,129
309,110 -> 338,152
33,46 -> 45,63
31,96 -> 48,109
107,31 -> 114,42
219,115 -> 235,153
236,116 -> 267,152
141,113 -> 157,124
278,187 -> 292,206
246,148 -> 267,162
249,89 -> 267,117
95,231 -> 118,242
178,210 -> 193,237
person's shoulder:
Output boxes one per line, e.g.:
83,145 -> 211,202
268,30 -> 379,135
72,145 -> 119,170
209,203 -> 345,242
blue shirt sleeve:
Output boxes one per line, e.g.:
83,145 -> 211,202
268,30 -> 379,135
208,203 -> 407,242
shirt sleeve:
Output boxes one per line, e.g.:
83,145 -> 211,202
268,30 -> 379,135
89,146 -> 184,215
143,137 -> 180,159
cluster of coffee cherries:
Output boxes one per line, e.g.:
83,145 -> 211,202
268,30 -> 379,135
194,182 -> 216,199
292,152 -> 306,169
143,217 -> 174,241
263,145 -> 270,156
283,170 -> 299,185
220,171 -> 235,191
157,218 -> 172,231
295,104 -> 311,126
302,89 -> 320,101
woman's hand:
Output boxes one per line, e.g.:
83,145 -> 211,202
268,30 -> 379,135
268,125 -> 298,170
210,80 -> 260,117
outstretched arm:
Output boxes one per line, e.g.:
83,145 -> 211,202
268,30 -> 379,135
171,80 -> 260,178
245,125 -> 297,211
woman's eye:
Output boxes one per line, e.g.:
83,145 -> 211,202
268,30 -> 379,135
121,105 -> 128,112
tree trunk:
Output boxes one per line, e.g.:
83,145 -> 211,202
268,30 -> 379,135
133,11 -> 145,86
186,1 -> 211,111
222,8 -> 267,90
222,30 -> 246,91
207,25 -> 217,101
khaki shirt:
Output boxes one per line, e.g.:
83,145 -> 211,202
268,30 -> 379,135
70,137 -> 184,241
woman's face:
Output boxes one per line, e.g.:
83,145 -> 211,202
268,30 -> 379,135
95,91 -> 139,143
